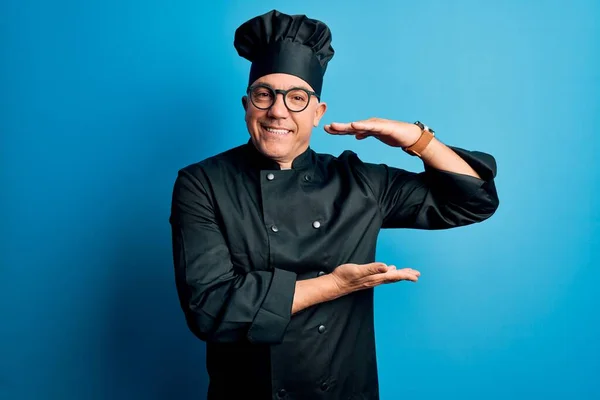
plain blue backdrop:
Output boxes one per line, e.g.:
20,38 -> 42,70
2,0 -> 599,399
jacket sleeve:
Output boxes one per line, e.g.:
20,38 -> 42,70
169,167 -> 297,344
354,146 -> 500,229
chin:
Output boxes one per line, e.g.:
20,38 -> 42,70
257,140 -> 292,159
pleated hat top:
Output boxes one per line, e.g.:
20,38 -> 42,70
234,9 -> 335,96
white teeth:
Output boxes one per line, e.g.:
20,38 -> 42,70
264,127 -> 290,135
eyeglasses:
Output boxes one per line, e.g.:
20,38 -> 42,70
247,84 -> 320,113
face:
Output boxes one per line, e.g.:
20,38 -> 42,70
242,73 -> 327,168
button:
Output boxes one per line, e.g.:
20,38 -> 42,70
304,175 -> 312,182
318,325 -> 326,334
277,389 -> 286,398
267,173 -> 275,181
312,221 -> 321,229
271,225 -> 279,233
320,382 -> 329,391
317,271 -> 326,277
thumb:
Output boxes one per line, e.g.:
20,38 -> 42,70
368,262 -> 388,274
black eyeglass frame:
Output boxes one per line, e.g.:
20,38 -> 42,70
246,84 -> 320,113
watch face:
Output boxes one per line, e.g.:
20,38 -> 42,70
414,120 -> 434,134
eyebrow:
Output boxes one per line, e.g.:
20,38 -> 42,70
254,81 -> 313,92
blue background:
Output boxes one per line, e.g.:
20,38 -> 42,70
2,0 -> 599,399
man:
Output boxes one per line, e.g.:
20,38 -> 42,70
169,9 -> 499,400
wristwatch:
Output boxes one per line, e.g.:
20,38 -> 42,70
403,121 -> 435,157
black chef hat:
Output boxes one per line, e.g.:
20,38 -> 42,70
234,9 -> 335,97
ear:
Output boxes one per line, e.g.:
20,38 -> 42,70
242,95 -> 248,111
313,102 -> 327,127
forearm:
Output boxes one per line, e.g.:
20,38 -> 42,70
419,138 -> 481,179
291,275 -> 344,315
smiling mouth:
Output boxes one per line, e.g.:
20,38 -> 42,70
261,125 -> 292,135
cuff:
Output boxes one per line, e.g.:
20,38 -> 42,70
247,268 -> 297,344
424,146 -> 498,203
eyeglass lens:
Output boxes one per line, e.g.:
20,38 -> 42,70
250,86 -> 310,112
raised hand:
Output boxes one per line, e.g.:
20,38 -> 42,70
324,118 -> 422,148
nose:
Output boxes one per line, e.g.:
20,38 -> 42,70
267,93 -> 289,118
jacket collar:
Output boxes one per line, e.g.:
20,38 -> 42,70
243,139 -> 316,171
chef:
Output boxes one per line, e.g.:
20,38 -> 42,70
169,9 -> 499,400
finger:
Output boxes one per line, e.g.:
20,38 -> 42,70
327,122 -> 354,132
327,122 -> 379,134
325,123 -> 377,136
324,125 -> 361,135
323,125 -> 340,134
398,271 -> 420,282
382,269 -> 419,282
395,272 -> 418,282
350,121 -> 378,131
400,268 -> 421,277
